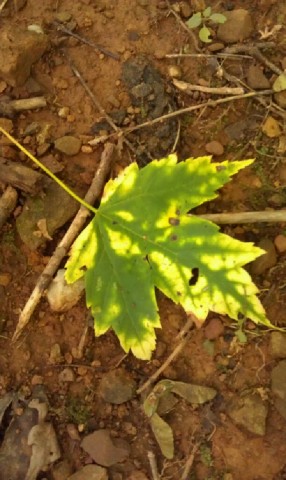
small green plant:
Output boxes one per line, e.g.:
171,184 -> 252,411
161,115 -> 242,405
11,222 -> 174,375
66,396 -> 91,425
186,7 -> 226,43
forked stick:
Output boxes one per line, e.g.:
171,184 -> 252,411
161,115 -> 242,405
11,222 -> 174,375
12,143 -> 116,341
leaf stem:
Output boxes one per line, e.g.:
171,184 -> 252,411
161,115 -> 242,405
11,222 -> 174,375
0,126 -> 97,214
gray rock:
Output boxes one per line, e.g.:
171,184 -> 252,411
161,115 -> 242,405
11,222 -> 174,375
67,465 -> 108,480
16,180 -> 78,250
54,136 -> 82,156
270,332 -> 286,358
0,28 -> 48,86
217,9 -> 254,44
250,238 -> 277,275
98,368 -> 136,404
271,360 -> 286,419
81,429 -> 129,467
227,393 -> 268,435
131,82 -> 153,99
246,65 -> 270,90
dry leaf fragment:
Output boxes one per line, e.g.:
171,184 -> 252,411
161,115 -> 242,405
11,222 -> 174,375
258,24 -> 282,40
150,413 -> 174,459
262,116 -> 281,138
273,73 -> 286,93
26,423 -> 61,480
33,218 -> 52,240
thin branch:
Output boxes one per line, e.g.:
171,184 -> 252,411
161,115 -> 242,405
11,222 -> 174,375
53,21 -> 120,60
13,143 -> 115,341
123,89 -> 273,135
225,44 -> 282,76
173,78 -> 244,96
198,210 -> 286,224
137,317 -> 194,395
221,66 -> 286,119
0,97 -> 47,117
148,451 -> 160,480
10,97 -> 47,111
180,442 -> 200,480
0,0 -> 9,13
64,53 -> 137,156
166,53 -> 252,59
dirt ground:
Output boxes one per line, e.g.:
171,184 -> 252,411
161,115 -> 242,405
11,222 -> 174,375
1,1 -> 286,479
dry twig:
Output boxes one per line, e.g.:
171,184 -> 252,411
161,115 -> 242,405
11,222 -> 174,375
0,186 -> 18,230
53,21 -> 120,60
221,66 -> 286,119
180,442 -> 200,480
0,96 -> 47,118
166,53 -> 252,59
137,317 -> 194,395
0,0 -> 9,13
225,44 -> 282,76
124,89 -> 272,135
10,97 -> 47,111
198,210 -> 286,224
13,143 -> 115,341
173,78 -> 244,96
148,451 -> 160,480
65,53 -> 138,156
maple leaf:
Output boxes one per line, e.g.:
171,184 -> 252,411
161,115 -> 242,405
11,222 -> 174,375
65,155 -> 270,360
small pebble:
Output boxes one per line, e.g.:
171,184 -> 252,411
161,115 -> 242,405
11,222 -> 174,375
59,367 -> 75,382
0,273 -> 11,286
49,343 -> 62,364
274,234 -> 286,253
204,318 -> 224,340
54,135 -> 82,156
180,1 -> 192,18
270,332 -> 286,358
55,11 -> 72,22
251,238 -> 277,275
274,91 -> 286,109
98,368 -> 136,404
58,106 -> 70,118
246,65 -> 270,90
67,114 -> 76,123
168,65 -> 182,78
81,145 -> 93,154
77,366 -> 88,376
262,116 -> 281,138
54,78 -> 69,89
205,140 -> 224,156
127,472 -> 149,480
31,375 -> 44,385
